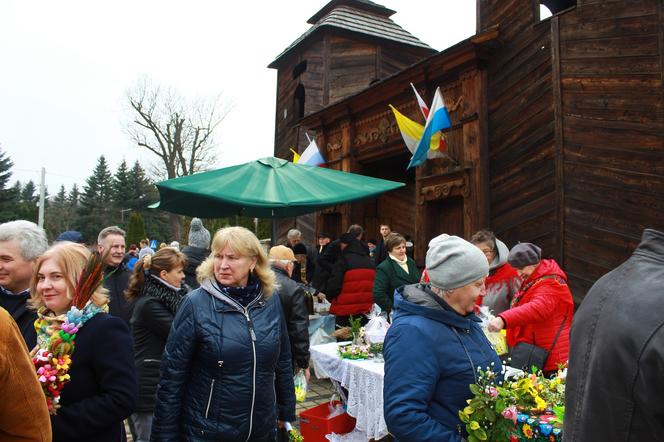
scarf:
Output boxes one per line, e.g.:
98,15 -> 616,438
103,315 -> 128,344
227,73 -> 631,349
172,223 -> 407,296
389,254 -> 409,274
210,274 -> 262,307
143,275 -> 186,314
32,302 -> 106,415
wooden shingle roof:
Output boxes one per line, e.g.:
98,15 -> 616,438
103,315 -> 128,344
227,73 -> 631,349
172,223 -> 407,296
268,0 -> 434,69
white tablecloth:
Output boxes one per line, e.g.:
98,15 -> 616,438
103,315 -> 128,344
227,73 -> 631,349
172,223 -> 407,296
310,342 -> 388,441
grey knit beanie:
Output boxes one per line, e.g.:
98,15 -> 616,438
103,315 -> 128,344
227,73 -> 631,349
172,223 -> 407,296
507,243 -> 541,268
426,234 -> 489,290
188,218 -> 211,249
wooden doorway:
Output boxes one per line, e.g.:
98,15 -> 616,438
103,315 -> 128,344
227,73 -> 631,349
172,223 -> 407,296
425,195 -> 465,241
320,212 -> 342,240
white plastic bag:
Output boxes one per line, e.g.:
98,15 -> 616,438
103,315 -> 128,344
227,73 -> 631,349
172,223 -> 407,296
364,305 -> 390,344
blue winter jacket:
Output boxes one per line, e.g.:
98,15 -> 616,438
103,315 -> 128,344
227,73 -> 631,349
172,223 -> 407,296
151,280 -> 296,442
383,285 -> 503,442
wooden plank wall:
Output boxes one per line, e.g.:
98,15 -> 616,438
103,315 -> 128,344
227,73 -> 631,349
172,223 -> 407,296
481,1 -> 559,258
379,44 -> 433,78
274,41 -> 325,161
557,0 -> 664,300
328,35 -> 378,104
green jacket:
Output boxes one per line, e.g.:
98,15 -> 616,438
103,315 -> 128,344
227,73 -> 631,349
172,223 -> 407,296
372,256 -> 421,313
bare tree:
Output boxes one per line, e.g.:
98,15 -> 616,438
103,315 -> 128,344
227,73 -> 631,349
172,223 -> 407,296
127,78 -> 231,239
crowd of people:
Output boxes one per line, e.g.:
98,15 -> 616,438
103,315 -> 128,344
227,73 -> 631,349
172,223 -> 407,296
0,216 -> 662,442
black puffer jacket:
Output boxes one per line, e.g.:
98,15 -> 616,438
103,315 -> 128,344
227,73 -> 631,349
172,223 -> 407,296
0,289 -> 37,348
564,229 -> 664,441
311,241 -> 340,293
272,266 -> 310,369
181,246 -> 209,289
151,280 -> 295,442
104,264 -> 133,325
130,275 -> 186,412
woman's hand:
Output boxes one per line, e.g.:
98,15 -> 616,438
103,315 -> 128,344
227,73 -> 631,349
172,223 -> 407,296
488,316 -> 505,332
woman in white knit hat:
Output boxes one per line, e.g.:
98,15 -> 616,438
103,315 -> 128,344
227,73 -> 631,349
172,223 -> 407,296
383,234 -> 503,442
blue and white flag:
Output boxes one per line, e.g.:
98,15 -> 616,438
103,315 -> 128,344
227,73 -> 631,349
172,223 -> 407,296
407,87 -> 451,169
297,138 -> 326,166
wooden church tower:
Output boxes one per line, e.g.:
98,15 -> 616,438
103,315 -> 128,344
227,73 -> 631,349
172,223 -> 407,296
268,0 -> 436,242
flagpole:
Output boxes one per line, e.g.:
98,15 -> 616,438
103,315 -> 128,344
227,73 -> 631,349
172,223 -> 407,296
304,132 -> 313,144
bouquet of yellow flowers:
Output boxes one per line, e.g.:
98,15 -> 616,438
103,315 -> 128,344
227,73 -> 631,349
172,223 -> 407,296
458,367 -> 566,442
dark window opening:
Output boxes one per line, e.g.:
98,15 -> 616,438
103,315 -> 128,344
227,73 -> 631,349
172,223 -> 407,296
294,83 -> 305,119
292,60 -> 308,79
540,0 -> 576,16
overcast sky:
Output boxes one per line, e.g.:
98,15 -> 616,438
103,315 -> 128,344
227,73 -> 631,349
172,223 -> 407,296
0,1 -> 479,193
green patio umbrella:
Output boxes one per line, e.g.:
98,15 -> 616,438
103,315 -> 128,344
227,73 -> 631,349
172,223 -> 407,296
151,157 -> 405,218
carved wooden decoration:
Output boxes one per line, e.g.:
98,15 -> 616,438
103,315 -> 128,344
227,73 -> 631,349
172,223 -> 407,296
419,174 -> 470,203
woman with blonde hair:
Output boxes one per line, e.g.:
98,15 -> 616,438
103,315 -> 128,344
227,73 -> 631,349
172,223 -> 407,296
29,242 -> 137,442
152,226 -> 295,442
125,247 -> 189,442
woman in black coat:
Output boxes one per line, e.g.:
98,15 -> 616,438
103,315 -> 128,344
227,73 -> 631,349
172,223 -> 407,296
29,242 -> 137,442
125,247 -> 188,442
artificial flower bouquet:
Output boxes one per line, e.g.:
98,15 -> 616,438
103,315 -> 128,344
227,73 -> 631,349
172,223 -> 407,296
338,341 -> 371,359
338,316 -> 370,359
458,367 -> 566,442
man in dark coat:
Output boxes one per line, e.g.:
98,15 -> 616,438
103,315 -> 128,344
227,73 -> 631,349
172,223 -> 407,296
97,226 -> 133,325
285,228 -> 317,279
564,228 -> 664,441
291,243 -> 314,284
373,223 -> 391,266
269,246 -> 311,379
181,218 -> 211,289
312,224 -> 366,295
0,220 -> 48,348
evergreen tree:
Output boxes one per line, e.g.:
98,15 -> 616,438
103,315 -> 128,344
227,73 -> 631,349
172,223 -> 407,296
45,185 -> 74,240
112,159 -> 133,209
127,161 -> 171,242
21,180 -> 37,203
0,147 -> 12,192
15,180 -> 38,222
126,212 -> 147,246
128,161 -> 154,210
55,185 -> 67,204
68,183 -> 80,207
0,148 -> 19,222
77,156 -> 115,240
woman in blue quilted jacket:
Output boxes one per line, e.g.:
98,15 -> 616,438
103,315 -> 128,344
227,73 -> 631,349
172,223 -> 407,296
383,234 -> 503,442
151,226 -> 295,442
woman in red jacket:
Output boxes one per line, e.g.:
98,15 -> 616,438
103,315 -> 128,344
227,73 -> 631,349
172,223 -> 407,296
488,243 -> 574,375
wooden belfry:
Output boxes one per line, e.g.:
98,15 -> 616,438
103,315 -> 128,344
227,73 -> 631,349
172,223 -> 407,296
271,0 -> 664,301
